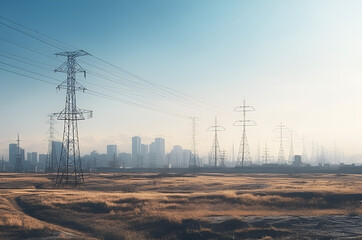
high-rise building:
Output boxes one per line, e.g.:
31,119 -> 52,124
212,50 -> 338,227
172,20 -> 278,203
107,145 -> 117,168
182,149 -> 191,167
52,141 -> 63,169
38,154 -> 47,171
31,152 -> 37,164
155,138 -> 165,168
20,148 -> 25,163
119,152 -> 132,168
9,143 -> 17,167
149,142 -> 156,168
170,145 -> 183,168
132,136 -> 141,168
141,144 -> 149,167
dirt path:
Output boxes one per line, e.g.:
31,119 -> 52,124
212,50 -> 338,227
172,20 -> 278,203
1,190 -> 97,240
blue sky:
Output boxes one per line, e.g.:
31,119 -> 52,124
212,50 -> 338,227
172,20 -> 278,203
1,0 -> 362,163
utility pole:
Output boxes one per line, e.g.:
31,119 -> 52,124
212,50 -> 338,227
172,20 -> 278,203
189,117 -> 199,169
54,50 -> 92,186
45,113 -> 58,173
15,134 -> 22,173
234,99 -> 256,167
208,117 -> 225,167
275,122 -> 288,165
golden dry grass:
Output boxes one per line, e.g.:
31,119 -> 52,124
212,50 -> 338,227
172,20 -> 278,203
0,172 -> 361,239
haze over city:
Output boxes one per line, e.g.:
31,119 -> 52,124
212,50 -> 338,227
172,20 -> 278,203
1,0 -> 362,164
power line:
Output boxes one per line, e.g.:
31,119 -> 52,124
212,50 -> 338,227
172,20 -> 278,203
0,16 -> 228,118
0,15 -> 77,50
0,20 -> 65,51
1,38 -> 63,63
0,63 -> 188,118
0,15 -> 227,113
0,66 -> 58,86
0,61 -> 62,83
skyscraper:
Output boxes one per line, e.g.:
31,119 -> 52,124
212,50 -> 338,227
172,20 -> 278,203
170,145 -> 183,168
38,154 -> 47,171
149,142 -> 156,168
31,152 -> 37,165
132,136 -> 141,168
9,143 -> 17,167
155,138 -> 165,168
52,141 -> 63,169
141,144 -> 149,168
107,145 -> 117,167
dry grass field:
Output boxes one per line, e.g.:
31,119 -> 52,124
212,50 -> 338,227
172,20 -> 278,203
0,172 -> 361,239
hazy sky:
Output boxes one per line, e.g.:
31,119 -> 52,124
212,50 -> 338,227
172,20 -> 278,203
1,0 -> 362,163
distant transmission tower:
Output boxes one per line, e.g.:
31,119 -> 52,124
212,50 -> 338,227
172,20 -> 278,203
54,50 -> 92,186
288,129 -> 295,164
189,117 -> 199,169
208,117 -> 225,167
234,99 -> 256,167
261,142 -> 270,165
275,122 -> 288,164
45,113 -> 58,173
15,134 -> 22,172
220,150 -> 227,167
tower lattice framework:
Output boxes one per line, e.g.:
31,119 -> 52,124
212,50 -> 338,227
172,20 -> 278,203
189,117 -> 200,169
54,50 -> 92,186
234,99 -> 256,167
208,117 -> 225,167
15,134 -> 22,172
45,113 -> 58,173
275,122 -> 288,165
288,130 -> 295,164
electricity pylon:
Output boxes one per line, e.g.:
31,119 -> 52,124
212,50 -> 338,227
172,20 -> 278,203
234,99 -> 256,167
288,129 -> 295,164
189,117 -> 199,169
274,122 -> 288,165
54,50 -> 92,186
261,142 -> 270,165
45,113 -> 58,173
15,134 -> 22,172
220,150 -> 227,167
208,117 -> 225,167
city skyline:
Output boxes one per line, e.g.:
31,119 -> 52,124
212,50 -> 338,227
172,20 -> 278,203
1,0 -> 362,163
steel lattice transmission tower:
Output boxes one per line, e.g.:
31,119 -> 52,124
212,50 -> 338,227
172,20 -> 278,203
234,99 -> 256,167
220,150 -> 227,167
208,117 -> 225,167
15,134 -> 22,173
275,122 -> 288,165
189,117 -> 200,169
45,113 -> 58,173
54,50 -> 92,186
261,142 -> 270,165
288,129 -> 295,164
